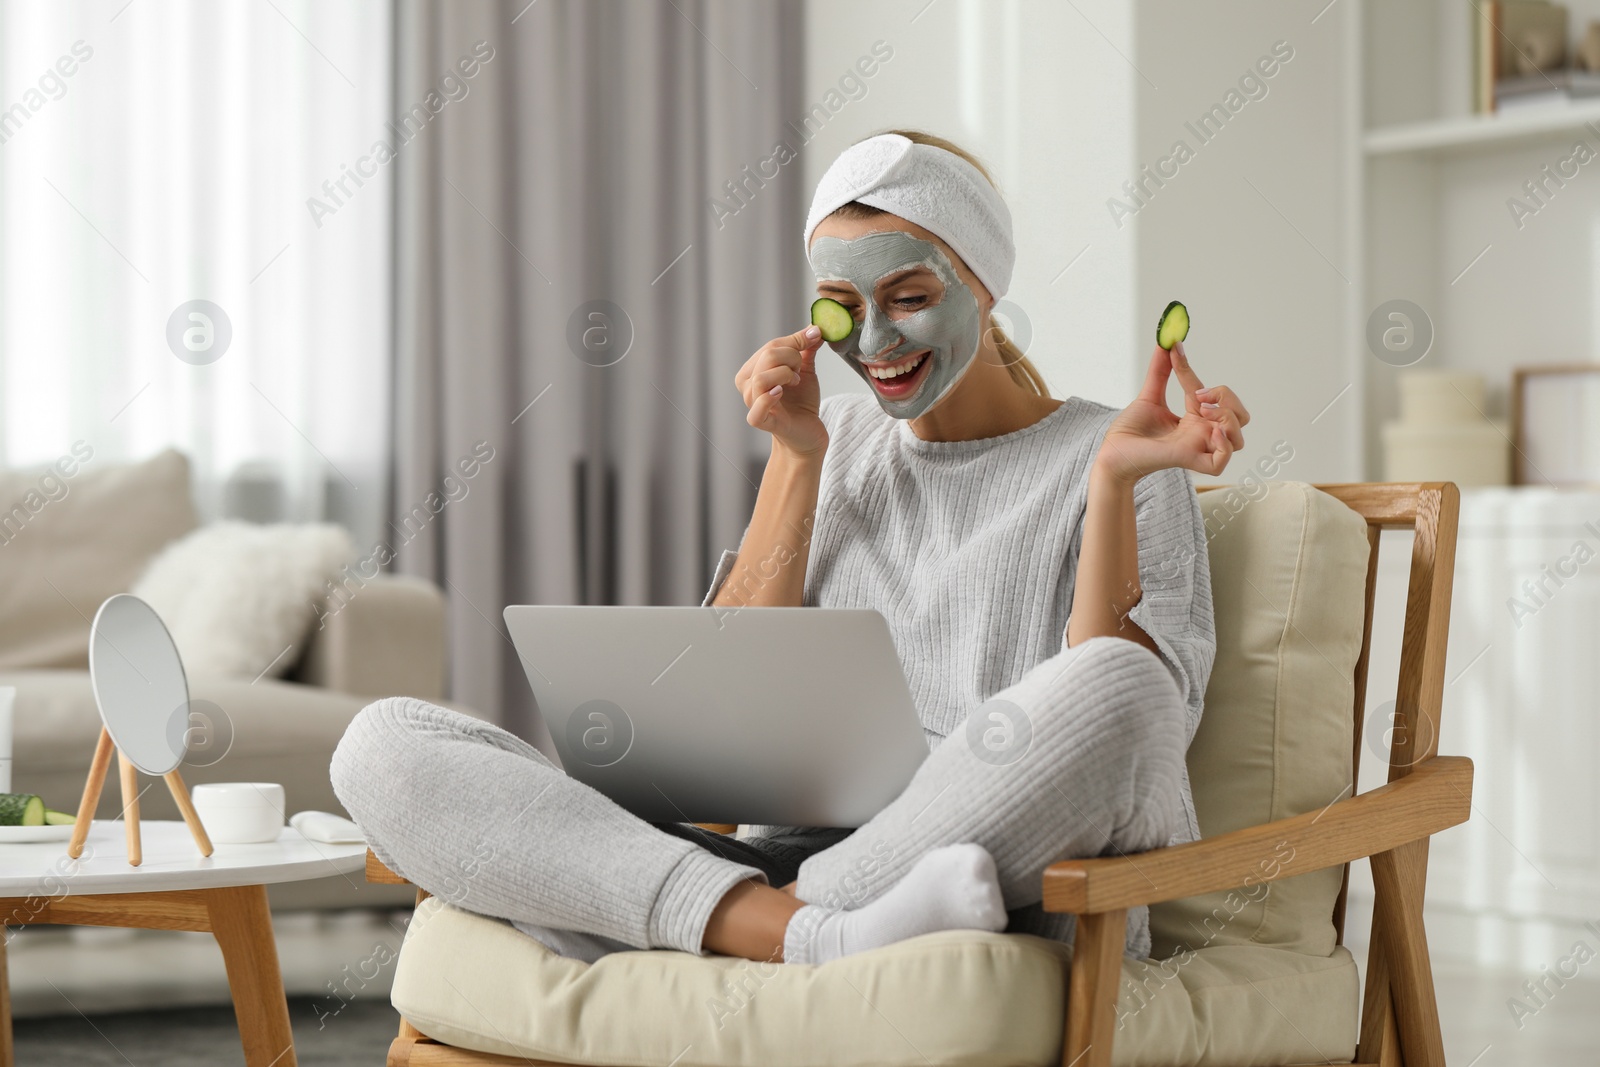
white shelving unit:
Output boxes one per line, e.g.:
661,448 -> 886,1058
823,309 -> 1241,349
1358,0 -> 1600,481
1365,99 -> 1600,156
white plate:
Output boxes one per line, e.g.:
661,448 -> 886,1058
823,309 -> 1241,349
0,823 -> 75,844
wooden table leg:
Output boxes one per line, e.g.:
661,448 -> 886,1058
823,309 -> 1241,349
0,928 -> 13,1067
204,885 -> 297,1067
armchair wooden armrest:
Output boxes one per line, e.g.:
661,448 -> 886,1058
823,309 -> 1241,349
366,850 -> 411,885
1042,755 -> 1473,915
1045,756 -> 1471,1067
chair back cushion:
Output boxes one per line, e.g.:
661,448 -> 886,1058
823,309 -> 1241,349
0,449 -> 197,671
1149,481 -> 1370,958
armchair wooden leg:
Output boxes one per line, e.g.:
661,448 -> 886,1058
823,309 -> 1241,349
1061,909 -> 1125,1067
1369,839 -> 1445,1067
1357,900 -> 1404,1067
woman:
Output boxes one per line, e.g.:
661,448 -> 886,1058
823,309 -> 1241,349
331,129 -> 1248,968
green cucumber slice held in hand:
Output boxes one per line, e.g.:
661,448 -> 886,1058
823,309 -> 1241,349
0,792 -> 46,827
810,297 -> 854,343
1156,300 -> 1190,351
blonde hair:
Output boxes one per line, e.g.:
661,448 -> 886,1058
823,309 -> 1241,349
822,128 -> 1050,399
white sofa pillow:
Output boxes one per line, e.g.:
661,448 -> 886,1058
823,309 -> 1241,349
132,521 -> 353,680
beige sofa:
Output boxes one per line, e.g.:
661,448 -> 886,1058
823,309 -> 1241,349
1,449 -> 443,910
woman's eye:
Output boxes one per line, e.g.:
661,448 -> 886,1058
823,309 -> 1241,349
893,295 -> 928,310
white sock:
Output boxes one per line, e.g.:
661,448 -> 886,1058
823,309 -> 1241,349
782,843 -> 1007,965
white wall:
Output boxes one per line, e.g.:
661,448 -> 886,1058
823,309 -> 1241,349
1133,0 -> 1361,484
802,0 -> 1138,408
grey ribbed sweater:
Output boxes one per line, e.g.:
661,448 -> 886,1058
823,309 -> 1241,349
707,391 -> 1216,952
709,392 -> 1213,838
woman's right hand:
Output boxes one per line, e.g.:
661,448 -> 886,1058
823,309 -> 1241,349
735,324 -> 827,457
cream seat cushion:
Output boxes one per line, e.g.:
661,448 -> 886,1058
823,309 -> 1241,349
389,480 -> 1373,1066
393,897 -> 1359,1067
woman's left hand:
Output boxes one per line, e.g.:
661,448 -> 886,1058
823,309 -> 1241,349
1097,340 -> 1249,484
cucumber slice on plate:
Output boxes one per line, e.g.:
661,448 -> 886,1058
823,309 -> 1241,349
44,809 -> 77,826
0,792 -> 46,827
1156,300 -> 1189,350
810,297 -> 854,343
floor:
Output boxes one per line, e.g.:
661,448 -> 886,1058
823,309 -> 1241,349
13,997 -> 399,1067
11,908 -> 1600,1064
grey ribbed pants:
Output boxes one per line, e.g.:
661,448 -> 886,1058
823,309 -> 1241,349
329,634 -> 1187,957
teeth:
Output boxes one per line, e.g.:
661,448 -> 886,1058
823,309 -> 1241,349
866,354 -> 926,380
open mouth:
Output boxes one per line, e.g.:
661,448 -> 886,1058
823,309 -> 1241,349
860,350 -> 931,400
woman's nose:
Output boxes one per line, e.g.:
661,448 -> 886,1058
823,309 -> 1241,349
860,308 -> 902,359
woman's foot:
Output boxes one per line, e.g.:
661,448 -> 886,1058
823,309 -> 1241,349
782,843 -> 1007,964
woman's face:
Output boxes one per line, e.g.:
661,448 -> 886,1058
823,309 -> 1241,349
808,213 -> 992,420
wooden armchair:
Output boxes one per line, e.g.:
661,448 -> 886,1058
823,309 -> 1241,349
366,481 -> 1469,1067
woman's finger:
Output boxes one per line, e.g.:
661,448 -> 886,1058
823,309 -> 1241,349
1196,383 -> 1249,426
1169,340 -> 1206,416
734,351 -> 758,394
1207,422 -> 1232,476
740,346 -> 801,407
750,365 -> 802,397
789,324 -> 823,353
747,388 -> 781,429
1201,405 -> 1245,451
1136,345 -> 1174,407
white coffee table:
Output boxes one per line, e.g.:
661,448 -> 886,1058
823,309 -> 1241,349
0,818 -> 367,1067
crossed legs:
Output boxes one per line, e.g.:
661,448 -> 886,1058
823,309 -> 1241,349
330,634 -> 1186,962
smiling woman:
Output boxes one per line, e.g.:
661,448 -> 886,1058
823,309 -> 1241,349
815,131 -> 1050,405
809,228 -> 981,418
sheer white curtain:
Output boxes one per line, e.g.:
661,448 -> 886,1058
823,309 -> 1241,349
0,0 -> 391,546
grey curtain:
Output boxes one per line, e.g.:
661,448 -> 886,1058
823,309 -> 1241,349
389,0 -> 805,746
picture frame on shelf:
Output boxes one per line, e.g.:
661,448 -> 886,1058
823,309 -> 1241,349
1510,364 -> 1600,486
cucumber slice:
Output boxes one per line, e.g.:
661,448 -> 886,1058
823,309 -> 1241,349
44,809 -> 77,826
810,297 -> 854,343
0,793 -> 46,827
1156,300 -> 1189,350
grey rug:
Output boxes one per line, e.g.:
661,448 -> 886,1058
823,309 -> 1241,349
13,995 -> 400,1066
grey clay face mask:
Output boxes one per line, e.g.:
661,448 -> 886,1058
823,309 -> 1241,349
808,231 -> 982,420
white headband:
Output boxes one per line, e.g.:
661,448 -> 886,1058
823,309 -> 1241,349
803,133 -> 1015,301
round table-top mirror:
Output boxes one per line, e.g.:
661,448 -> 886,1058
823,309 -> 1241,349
89,593 -> 190,776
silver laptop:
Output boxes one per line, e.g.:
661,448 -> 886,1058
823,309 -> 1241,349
504,605 -> 929,826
